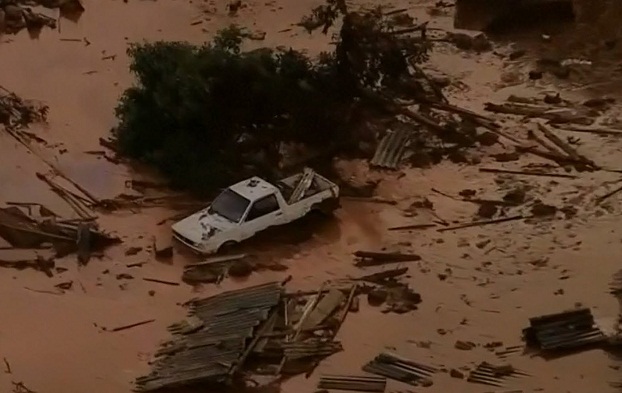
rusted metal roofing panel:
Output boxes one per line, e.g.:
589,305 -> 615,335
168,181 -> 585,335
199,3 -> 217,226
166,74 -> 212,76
466,361 -> 529,387
363,352 -> 436,386
135,282 -> 283,392
370,128 -> 411,169
522,308 -> 607,351
318,375 -> 387,392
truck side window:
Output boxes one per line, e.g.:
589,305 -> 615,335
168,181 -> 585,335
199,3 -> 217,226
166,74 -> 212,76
246,194 -> 279,221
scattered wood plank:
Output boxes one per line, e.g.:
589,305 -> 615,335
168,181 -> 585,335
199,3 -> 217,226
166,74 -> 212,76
437,215 -> 526,232
185,254 -> 247,269
355,267 -> 409,284
595,183 -> 622,205
537,123 -> 598,168
552,124 -> 622,136
142,277 -> 180,286
479,167 -> 578,179
388,223 -> 436,231
104,319 -> 155,332
342,196 -> 397,205
354,251 -> 421,267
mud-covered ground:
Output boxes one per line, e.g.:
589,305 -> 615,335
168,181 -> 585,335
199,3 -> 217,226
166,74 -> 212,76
2,0 -> 622,392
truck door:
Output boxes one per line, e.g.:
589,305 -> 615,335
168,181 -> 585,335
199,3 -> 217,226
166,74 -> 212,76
240,193 -> 283,239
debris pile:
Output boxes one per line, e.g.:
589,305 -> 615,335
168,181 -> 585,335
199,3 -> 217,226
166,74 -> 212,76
0,86 -> 48,131
354,265 -> 422,314
136,281 -> 357,391
0,0 -> 85,35
522,307 -> 607,352
0,204 -> 119,269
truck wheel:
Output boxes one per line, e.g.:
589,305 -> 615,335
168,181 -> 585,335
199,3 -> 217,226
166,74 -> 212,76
218,241 -> 238,253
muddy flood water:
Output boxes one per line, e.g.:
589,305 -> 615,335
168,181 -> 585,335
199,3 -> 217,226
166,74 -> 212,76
2,0 -> 622,392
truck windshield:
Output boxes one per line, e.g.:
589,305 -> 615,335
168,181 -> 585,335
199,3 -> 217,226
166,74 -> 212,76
209,189 -> 250,223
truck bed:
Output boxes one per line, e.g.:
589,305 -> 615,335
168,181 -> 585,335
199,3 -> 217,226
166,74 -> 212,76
277,171 -> 336,204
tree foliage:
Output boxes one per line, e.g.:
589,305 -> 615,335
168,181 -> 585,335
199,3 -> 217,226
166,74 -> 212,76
114,4 -> 432,194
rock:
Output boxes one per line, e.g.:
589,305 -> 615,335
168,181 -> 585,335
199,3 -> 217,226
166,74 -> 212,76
154,230 -> 173,260
561,205 -> 578,218
477,202 -> 497,218
4,5 -> 24,20
55,281 -> 73,290
528,70 -> 543,80
508,49 -> 526,60
583,97 -> 614,108
492,151 -> 520,162
551,66 -> 571,79
544,93 -> 562,104
449,32 -> 473,50
503,188 -> 526,204
450,368 -> 465,379
472,33 -> 492,52
148,290 -> 155,296
367,288 -> 388,306
429,74 -> 451,88
116,273 -> 134,280
459,189 -> 476,198
228,260 -> 253,278
419,378 -> 433,387
125,246 -> 142,256
454,340 -> 476,350
448,150 -> 468,163
248,30 -> 266,40
531,202 -> 557,216
476,131 -> 499,146
475,239 -> 491,249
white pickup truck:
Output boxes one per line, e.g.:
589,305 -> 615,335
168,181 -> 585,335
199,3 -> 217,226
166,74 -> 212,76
172,169 -> 340,254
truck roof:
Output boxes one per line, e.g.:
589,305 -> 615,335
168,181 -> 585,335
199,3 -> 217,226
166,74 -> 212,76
229,176 -> 279,201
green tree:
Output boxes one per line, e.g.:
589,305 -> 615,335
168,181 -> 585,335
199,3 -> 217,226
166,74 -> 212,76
114,4 -> 432,194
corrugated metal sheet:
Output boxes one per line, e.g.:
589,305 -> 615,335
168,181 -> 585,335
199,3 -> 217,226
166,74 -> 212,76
610,269 -> 622,297
522,308 -> 607,351
134,282 -> 283,392
318,375 -> 387,392
363,352 -> 436,386
467,361 -> 529,387
370,128 -> 411,169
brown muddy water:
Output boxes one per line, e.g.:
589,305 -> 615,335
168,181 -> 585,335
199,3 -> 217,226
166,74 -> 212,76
2,0 -> 622,393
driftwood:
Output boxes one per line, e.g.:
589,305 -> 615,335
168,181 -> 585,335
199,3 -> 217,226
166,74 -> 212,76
437,215 -> 525,232
485,102 -> 593,125
105,319 -> 156,332
479,167 -> 577,179
595,183 -> 622,205
388,223 -> 436,231
552,124 -> 622,136
142,277 -> 180,286
355,267 -> 409,284
536,123 -> 598,169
